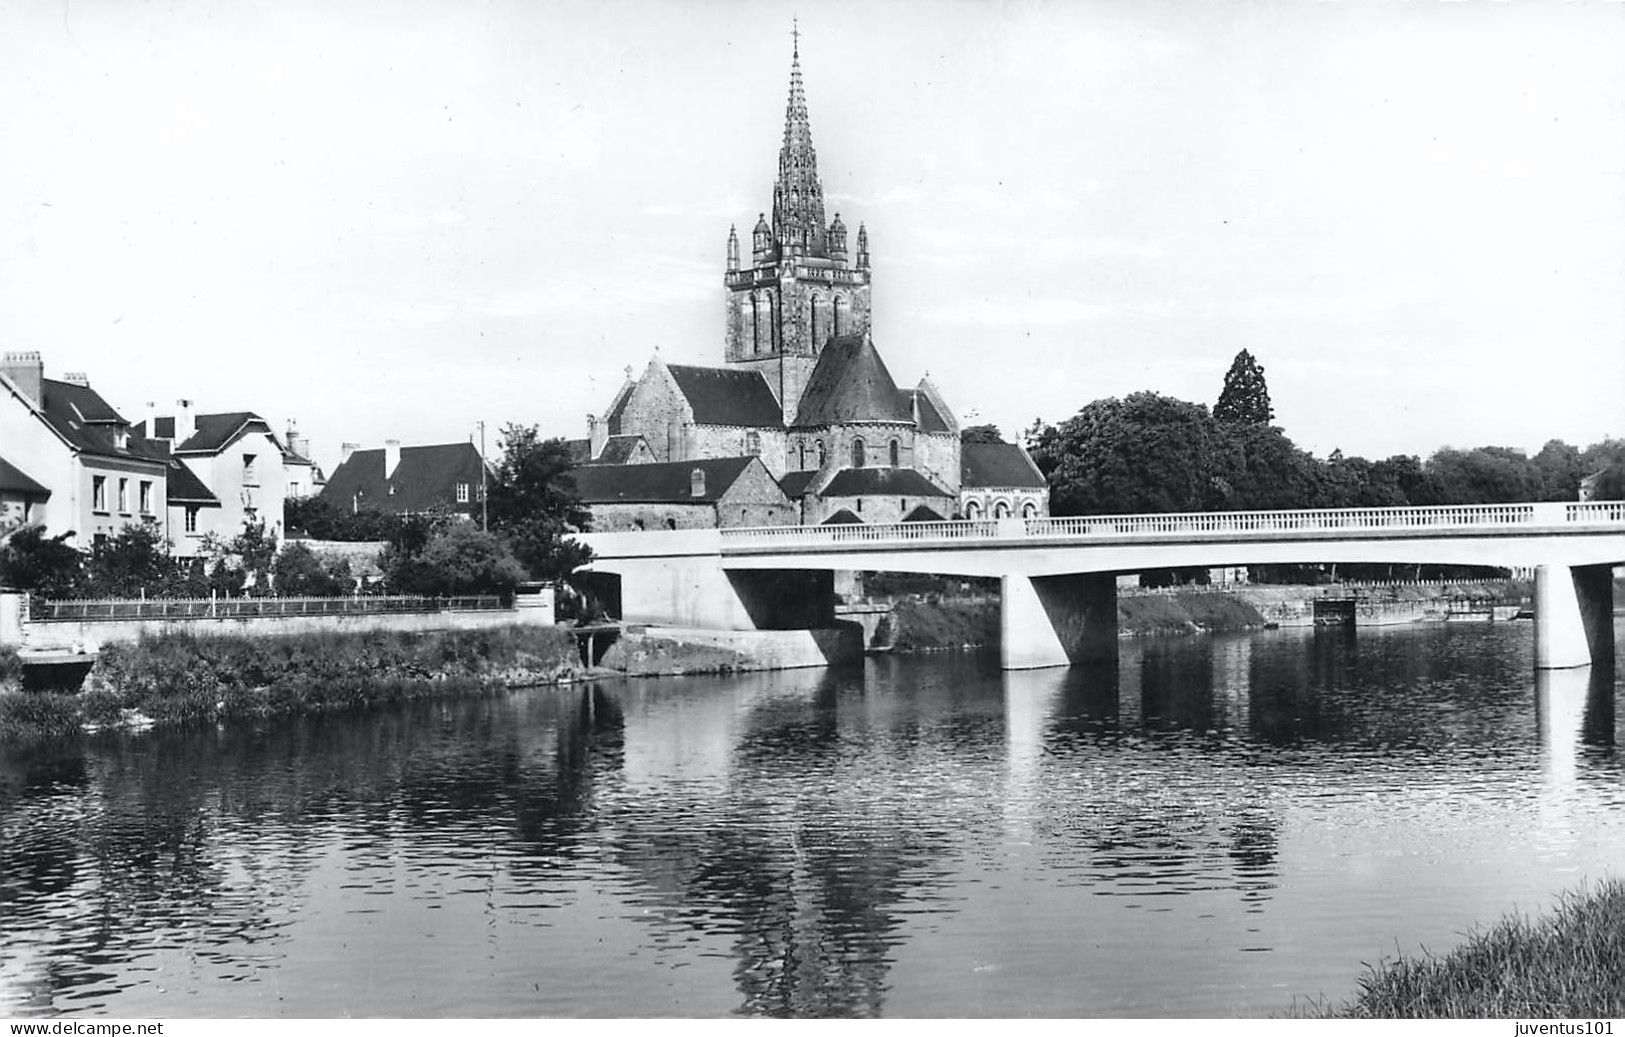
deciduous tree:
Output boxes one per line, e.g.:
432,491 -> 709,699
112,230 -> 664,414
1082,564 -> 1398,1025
486,423 -> 591,580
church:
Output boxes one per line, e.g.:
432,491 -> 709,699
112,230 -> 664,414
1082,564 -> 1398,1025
571,37 -> 1049,530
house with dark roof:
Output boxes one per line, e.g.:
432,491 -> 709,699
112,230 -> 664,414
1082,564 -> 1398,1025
1,352 -> 173,546
319,440 -> 490,520
960,441 -> 1050,520
137,403 -> 297,554
281,422 -> 324,499
0,455 -> 52,528
570,456 -> 795,532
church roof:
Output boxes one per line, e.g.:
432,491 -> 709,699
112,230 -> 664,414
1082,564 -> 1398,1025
901,504 -> 947,522
822,467 -> 951,498
667,365 -> 785,428
962,442 -> 1048,489
778,469 -> 819,498
902,389 -> 951,434
794,335 -> 911,426
571,456 -> 767,504
595,435 -> 650,465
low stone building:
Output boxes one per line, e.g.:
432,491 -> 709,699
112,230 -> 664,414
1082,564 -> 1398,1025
570,456 -> 796,532
960,441 -> 1050,520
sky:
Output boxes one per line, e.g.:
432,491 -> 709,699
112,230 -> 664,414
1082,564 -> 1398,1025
3,0 -> 1623,475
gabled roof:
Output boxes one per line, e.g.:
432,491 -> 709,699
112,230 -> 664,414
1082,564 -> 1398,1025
821,508 -> 862,525
901,504 -> 947,522
904,389 -> 952,434
571,456 -> 772,504
138,412 -> 270,454
962,441 -> 1047,489
0,457 -> 51,499
32,379 -> 167,466
603,378 -> 638,432
319,442 -> 486,514
564,438 -> 593,464
794,335 -> 912,426
822,467 -> 952,497
165,459 -> 220,506
667,365 -> 785,428
778,469 -> 819,498
45,379 -> 124,424
596,435 -> 651,465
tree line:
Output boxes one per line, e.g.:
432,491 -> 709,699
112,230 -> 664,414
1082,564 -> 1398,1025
1023,350 -> 1625,516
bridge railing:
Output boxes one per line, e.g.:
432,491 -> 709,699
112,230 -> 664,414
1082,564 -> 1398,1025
721,519 -> 1003,544
718,501 -> 1624,550
1028,503 -> 1540,538
1568,501 -> 1625,523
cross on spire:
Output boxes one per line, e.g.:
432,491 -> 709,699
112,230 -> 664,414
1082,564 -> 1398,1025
792,16 -> 799,57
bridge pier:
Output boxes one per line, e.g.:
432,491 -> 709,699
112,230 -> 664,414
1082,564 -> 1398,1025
1000,573 -> 1117,670
1533,563 -> 1614,670
614,560 -> 835,631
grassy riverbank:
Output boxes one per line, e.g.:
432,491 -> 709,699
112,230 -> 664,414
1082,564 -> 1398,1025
1295,880 -> 1625,1018
0,625 -> 583,743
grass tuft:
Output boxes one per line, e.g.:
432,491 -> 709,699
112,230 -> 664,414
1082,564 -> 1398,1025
1291,880 -> 1625,1018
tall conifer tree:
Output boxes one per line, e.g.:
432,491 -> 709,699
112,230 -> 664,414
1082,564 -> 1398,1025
1215,349 -> 1274,425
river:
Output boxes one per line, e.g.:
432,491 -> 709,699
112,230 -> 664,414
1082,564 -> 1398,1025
2,620 -> 1622,1018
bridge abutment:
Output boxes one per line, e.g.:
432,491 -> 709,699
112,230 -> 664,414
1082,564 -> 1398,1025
1533,563 -> 1614,669
1000,574 -> 1118,670
614,560 -> 834,630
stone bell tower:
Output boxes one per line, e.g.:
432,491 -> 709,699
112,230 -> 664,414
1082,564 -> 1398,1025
724,28 -> 873,425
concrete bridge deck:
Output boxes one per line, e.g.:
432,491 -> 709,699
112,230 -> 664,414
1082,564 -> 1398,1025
577,501 -> 1625,671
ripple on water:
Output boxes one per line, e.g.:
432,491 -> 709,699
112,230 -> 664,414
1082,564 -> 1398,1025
2,624 -> 1623,1017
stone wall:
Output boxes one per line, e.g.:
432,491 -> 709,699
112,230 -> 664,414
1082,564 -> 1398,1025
688,425 -> 789,478
913,430 -> 962,496
588,502 -> 718,532
962,486 -> 1050,520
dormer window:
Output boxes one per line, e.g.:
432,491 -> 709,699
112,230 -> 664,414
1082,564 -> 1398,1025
690,468 -> 706,498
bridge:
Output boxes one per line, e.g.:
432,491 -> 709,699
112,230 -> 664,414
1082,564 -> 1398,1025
576,501 -> 1625,671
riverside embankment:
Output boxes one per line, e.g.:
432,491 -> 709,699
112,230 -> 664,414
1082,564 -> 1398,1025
853,579 -> 1542,650
0,625 -> 587,742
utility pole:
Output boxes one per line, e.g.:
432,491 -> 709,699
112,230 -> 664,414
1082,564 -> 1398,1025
478,420 -> 489,532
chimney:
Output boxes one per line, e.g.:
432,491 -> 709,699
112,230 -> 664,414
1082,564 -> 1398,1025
384,439 -> 401,478
175,398 -> 196,443
341,442 -> 358,464
1,351 -> 43,405
285,420 -> 308,460
144,401 -> 159,439
62,372 -> 89,387
588,414 -> 608,459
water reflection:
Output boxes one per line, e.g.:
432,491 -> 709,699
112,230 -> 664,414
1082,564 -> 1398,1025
1,622 -> 1622,1017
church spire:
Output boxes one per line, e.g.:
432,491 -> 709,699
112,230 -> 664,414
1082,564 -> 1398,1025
773,23 -> 826,259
